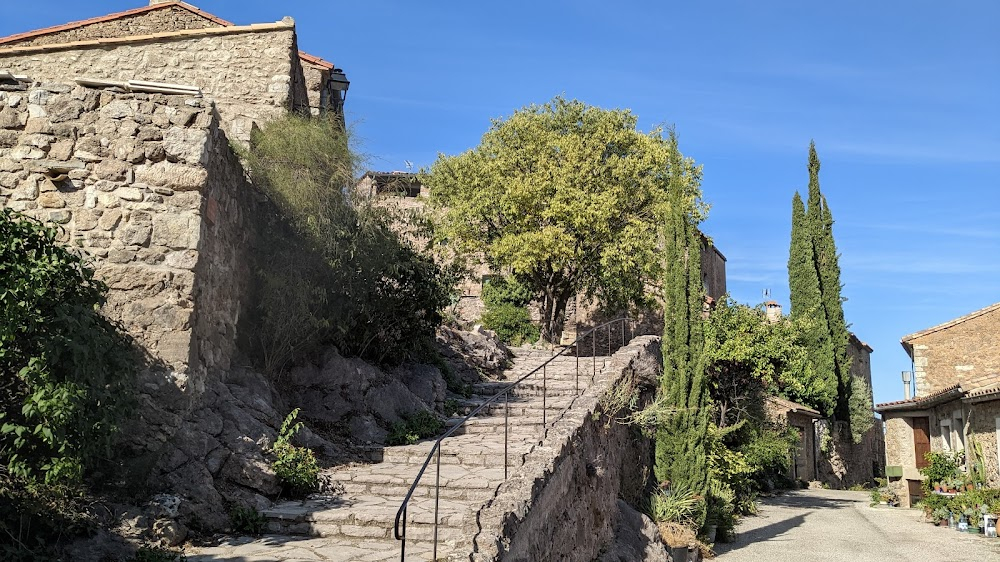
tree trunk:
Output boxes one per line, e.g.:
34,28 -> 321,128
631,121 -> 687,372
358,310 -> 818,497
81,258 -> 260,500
539,287 -> 572,344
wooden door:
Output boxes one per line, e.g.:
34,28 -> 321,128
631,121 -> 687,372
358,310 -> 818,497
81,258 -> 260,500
913,416 -> 930,469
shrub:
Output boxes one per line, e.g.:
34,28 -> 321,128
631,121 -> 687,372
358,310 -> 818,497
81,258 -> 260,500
919,451 -> 962,494
648,483 -> 705,528
480,276 -> 539,345
229,505 -> 266,536
239,114 -> 454,370
270,409 -> 320,497
0,209 -> 139,485
386,410 -> 444,446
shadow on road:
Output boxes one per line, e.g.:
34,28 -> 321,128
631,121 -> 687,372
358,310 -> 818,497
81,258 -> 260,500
761,490 -> 859,510
714,490 -> 861,555
714,513 -> 807,555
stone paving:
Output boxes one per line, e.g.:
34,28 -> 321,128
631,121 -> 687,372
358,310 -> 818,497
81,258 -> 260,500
189,349 -> 609,562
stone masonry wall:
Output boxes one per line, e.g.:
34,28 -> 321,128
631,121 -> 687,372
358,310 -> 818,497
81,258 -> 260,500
909,308 -> 1000,397
0,5 -> 221,48
468,336 -> 662,562
883,415 -> 918,507
970,399 -> 1000,487
0,81 -> 260,418
0,24 -> 302,142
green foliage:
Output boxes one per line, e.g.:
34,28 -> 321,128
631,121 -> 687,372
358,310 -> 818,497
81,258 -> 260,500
919,451 -> 962,493
655,130 -> 710,502
648,482 -> 706,528
229,505 -> 266,536
270,409 -> 320,497
386,410 -> 444,446
481,276 -> 534,308
786,142 -> 856,429
0,209 -> 138,485
704,298 -> 835,425
481,303 -> 539,346
239,114 -> 453,369
429,96 -> 704,342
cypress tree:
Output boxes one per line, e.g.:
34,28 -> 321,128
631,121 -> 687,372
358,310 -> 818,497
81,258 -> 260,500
816,193 -> 853,424
787,142 -> 854,427
654,131 -> 709,499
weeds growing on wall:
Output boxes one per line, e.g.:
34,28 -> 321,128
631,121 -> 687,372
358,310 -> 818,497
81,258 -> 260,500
239,114 -> 454,371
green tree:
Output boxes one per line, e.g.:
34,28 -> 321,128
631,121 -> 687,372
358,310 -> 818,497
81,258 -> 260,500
428,96 -> 697,343
787,142 -> 866,439
0,209 -> 138,485
703,299 -> 835,427
654,131 -> 709,507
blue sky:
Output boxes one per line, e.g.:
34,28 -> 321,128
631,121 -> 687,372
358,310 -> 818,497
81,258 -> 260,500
4,1 -> 998,406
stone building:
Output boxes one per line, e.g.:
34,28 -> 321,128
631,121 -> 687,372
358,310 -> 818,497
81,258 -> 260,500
877,302 -> 1000,507
767,396 -> 822,481
0,4 -> 349,526
899,301 -> 1000,397
0,1 -> 349,140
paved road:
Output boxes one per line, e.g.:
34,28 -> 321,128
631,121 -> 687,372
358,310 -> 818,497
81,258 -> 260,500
715,488 -> 1000,562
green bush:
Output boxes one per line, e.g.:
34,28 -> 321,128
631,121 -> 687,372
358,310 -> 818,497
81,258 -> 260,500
648,483 -> 706,528
229,505 -> 266,536
919,451 -> 962,493
0,209 -> 139,485
480,276 -> 539,345
270,409 -> 320,497
239,114 -> 454,370
386,410 -> 444,446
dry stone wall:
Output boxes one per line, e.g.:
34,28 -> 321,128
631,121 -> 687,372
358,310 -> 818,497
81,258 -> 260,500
0,79 -> 260,430
468,336 -> 663,562
0,5 -> 222,48
0,23 -> 307,142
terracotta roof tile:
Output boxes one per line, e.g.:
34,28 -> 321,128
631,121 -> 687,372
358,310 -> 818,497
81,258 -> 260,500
767,396 -> 822,418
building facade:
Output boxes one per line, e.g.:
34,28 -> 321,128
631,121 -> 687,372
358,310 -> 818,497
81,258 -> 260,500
877,302 -> 1000,507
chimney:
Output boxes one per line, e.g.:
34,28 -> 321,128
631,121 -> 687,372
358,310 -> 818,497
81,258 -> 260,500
901,371 -> 913,400
764,300 -> 782,323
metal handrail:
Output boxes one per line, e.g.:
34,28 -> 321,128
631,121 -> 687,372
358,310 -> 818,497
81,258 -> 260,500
393,316 -> 633,560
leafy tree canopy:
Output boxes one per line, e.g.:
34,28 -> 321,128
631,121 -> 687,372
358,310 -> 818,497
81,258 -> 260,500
704,298 -> 836,425
427,96 -> 704,342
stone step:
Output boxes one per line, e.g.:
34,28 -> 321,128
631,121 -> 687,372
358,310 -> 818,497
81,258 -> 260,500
263,495 -> 472,547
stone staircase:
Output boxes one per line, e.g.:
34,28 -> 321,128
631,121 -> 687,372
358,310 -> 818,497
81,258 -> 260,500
189,348 -> 609,562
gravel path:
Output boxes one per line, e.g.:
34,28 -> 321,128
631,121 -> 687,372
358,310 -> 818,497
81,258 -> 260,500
715,488 -> 1000,562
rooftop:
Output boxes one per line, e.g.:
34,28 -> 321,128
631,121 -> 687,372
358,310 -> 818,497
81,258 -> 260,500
0,1 -> 335,70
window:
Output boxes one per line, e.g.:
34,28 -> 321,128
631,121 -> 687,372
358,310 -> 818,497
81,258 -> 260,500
940,419 -> 952,451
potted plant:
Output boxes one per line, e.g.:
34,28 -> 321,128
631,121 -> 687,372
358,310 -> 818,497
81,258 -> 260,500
932,507 -> 950,526
964,507 -> 979,533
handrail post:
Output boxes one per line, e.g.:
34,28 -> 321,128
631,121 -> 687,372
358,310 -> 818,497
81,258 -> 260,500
433,445 -> 441,560
542,362 -> 547,427
504,390 -> 509,479
607,323 -> 611,356
399,507 -> 406,562
575,343 -> 579,394
592,327 -> 596,380
621,318 -> 625,349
